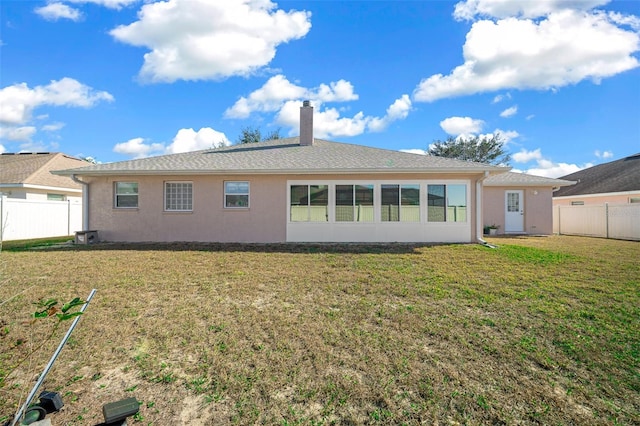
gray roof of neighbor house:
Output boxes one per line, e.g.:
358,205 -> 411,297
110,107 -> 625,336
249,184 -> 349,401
484,171 -> 575,187
54,138 -> 510,176
553,153 -> 640,197
0,152 -> 88,190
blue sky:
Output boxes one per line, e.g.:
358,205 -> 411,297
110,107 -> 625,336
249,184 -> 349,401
1,0 -> 639,178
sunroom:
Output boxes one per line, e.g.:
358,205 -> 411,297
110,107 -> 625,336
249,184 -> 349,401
286,179 -> 470,243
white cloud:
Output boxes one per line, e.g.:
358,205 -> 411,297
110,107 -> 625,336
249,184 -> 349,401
608,11 -> 640,31
493,129 -> 519,143
526,114 -> 535,120
491,92 -> 511,103
110,0 -> 311,83
453,0 -> 610,21
274,96 -> 412,139
166,127 -> 230,153
414,7 -> 640,102
35,3 -> 83,21
0,126 -> 37,142
500,105 -> 518,117
513,148 -> 543,163
595,149 -> 613,159
440,116 -> 485,135
224,75 -> 357,119
367,95 -> 412,132
512,148 -> 591,178
0,144 -> 5,154
41,122 -> 65,132
113,137 -> 164,159
0,78 -> 114,125
113,128 -> 231,159
227,75 -> 411,138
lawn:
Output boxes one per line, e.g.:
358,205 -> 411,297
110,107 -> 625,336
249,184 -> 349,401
0,236 -> 638,425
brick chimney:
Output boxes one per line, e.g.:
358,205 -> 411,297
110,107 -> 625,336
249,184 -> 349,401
299,100 -> 313,146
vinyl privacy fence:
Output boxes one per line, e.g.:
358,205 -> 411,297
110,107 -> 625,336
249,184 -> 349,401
0,196 -> 82,241
553,203 -> 640,241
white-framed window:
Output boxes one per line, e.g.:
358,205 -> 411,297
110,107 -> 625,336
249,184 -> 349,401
571,201 -> 585,206
225,181 -> 250,208
381,184 -> 420,222
114,182 -> 138,208
290,184 -> 328,222
335,184 -> 374,222
164,181 -> 192,211
629,197 -> 639,204
427,184 -> 467,222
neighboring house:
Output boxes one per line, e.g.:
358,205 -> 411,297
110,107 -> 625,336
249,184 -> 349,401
0,152 -> 88,240
484,172 -> 575,235
0,152 -> 87,201
54,104 -> 571,244
553,153 -> 640,206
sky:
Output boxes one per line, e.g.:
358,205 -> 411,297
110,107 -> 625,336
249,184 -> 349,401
1,0 -> 639,178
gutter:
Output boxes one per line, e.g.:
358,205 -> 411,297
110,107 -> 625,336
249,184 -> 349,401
71,174 -> 89,231
476,171 -> 496,248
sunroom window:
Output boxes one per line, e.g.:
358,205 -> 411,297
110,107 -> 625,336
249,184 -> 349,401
427,184 -> 466,222
290,184 -> 328,222
381,184 -> 420,222
335,184 -> 374,222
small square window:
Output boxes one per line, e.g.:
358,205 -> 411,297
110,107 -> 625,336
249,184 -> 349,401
225,181 -> 249,208
165,182 -> 192,211
115,182 -> 138,208
571,201 -> 585,206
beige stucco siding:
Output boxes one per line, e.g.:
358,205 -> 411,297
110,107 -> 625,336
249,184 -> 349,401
553,191 -> 640,206
87,175 -> 287,242
86,172 -> 484,243
483,186 -> 554,235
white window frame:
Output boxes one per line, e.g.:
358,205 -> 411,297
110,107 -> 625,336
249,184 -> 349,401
114,182 -> 138,209
224,181 -> 250,209
164,181 -> 193,212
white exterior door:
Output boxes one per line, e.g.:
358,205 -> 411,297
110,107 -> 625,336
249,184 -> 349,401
505,190 -> 524,233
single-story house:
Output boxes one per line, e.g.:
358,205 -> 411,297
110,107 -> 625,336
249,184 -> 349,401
1,152 -> 88,241
0,152 -> 87,202
53,104 -> 573,244
553,153 -> 640,206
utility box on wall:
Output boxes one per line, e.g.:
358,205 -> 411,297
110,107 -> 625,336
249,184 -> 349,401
75,230 -> 98,245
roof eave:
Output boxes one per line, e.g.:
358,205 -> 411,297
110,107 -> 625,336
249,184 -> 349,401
54,166 -> 507,177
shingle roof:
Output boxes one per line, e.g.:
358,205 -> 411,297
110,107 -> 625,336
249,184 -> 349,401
553,153 -> 640,197
54,138 -> 509,176
484,171 -> 575,187
0,152 -> 87,190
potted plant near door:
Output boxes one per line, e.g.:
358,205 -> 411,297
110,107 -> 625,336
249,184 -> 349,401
484,224 -> 500,236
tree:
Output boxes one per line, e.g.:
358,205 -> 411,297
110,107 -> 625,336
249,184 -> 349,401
428,134 -> 510,166
235,126 -> 281,144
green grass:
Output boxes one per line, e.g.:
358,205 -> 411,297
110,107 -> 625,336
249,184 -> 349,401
0,236 -> 74,252
0,236 -> 638,425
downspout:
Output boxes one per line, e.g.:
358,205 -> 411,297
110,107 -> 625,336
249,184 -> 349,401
71,174 -> 89,231
476,171 -> 496,248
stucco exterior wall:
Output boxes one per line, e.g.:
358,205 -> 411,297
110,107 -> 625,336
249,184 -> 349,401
553,191 -> 640,206
85,172 -> 484,243
483,186 -> 554,235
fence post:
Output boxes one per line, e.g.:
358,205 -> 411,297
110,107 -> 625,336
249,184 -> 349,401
0,195 -> 4,242
604,202 -> 609,239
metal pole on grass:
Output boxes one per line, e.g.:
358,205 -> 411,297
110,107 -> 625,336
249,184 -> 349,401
11,288 -> 97,426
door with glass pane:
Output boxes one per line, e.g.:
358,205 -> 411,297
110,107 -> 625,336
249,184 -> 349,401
505,190 -> 524,233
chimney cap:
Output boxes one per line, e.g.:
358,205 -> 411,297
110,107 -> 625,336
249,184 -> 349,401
302,100 -> 311,107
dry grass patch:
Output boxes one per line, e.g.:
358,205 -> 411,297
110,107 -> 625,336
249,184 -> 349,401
0,236 -> 638,425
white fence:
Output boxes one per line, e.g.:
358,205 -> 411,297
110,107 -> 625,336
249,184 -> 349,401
0,197 -> 83,241
554,203 -> 640,241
